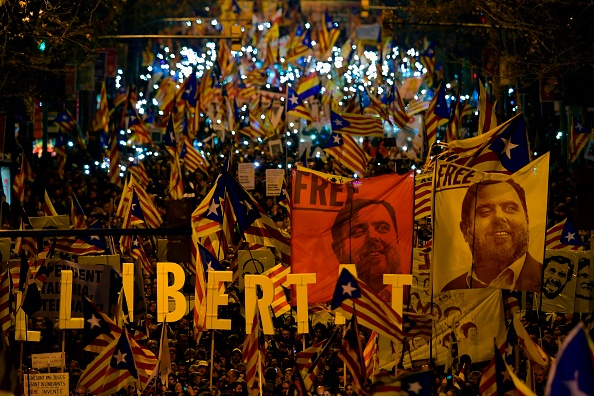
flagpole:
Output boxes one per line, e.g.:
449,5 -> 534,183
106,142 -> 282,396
209,330 -> 215,390
258,351 -> 263,396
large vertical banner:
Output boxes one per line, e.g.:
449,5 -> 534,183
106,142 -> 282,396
433,154 -> 550,293
291,168 -> 414,303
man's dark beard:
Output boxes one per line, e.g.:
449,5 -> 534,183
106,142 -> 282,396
543,278 -> 564,299
472,228 -> 529,271
337,244 -> 401,290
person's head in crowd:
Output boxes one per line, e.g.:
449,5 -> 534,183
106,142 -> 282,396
177,333 -> 190,350
174,382 -> 185,395
227,368 -> 239,384
178,362 -> 189,380
236,362 -> 246,374
72,386 -> 87,396
283,367 -> 293,381
197,360 -> 208,376
168,374 -> 176,389
533,364 -> 548,385
281,380 -> 291,395
231,348 -> 242,365
316,386 -> 326,396
185,348 -> 196,363
543,255 -> 574,299
345,383 -> 357,395
169,347 -> 178,363
234,381 -> 248,396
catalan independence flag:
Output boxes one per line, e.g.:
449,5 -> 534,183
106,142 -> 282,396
286,86 -> 312,122
569,116 -> 591,163
424,83 -> 449,148
545,218 -> 584,250
331,110 -> 384,137
324,132 -> 370,177
297,71 -> 321,100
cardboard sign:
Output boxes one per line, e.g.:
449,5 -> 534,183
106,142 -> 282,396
237,163 -> 255,190
31,352 -> 64,369
266,169 -> 285,196
24,373 -> 69,396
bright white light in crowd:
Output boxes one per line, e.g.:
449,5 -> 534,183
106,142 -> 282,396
154,152 -> 159,157
264,22 -> 271,28
416,169 -> 422,174
119,172 -> 124,177
446,83 -> 451,89
311,134 -> 316,140
211,19 -> 218,26
287,141 -> 292,146
445,95 -> 450,100
293,129 -> 298,134
235,150 -> 239,154
260,114 -> 265,119
300,139 -> 305,143
186,21 -> 191,26
258,24 -> 263,31
164,47 -> 169,53
288,163 -> 292,169
128,157 -> 134,162
196,19 -> 202,24
353,173 -> 358,178
138,154 -> 145,160
316,151 -> 321,158
278,164 -> 282,168
509,87 -> 514,94
311,40 -> 317,46
411,164 -> 416,169
534,152 -> 538,156
556,131 -> 563,140
197,142 -> 203,147
474,111 -> 479,116
244,141 -> 249,146
84,170 -> 89,175
67,142 -> 73,147
254,162 -> 260,168
305,23 -> 310,29
157,53 -> 163,60
135,147 -> 143,153
84,164 -> 90,169
220,154 -> 224,158
359,138 -> 364,143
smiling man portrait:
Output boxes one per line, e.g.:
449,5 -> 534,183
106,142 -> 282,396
442,179 -> 542,292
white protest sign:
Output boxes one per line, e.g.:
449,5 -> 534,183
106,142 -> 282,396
24,373 -> 69,396
265,169 -> 285,196
31,352 -> 64,369
237,163 -> 255,190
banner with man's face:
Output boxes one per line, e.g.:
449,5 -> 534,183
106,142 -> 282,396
291,167 -> 414,303
433,154 -> 550,294
540,250 -> 581,313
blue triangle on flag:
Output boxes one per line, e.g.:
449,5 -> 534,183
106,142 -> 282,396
110,331 -> 138,379
331,111 -> 350,131
325,132 -> 344,149
561,219 -> 584,246
487,115 -> 530,173
331,268 -> 361,310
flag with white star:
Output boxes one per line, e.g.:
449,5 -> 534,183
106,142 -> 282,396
425,83 -> 450,147
324,131 -> 370,177
286,86 -> 313,122
494,341 -> 518,395
398,369 -> 433,396
54,220 -> 106,255
54,110 -> 77,134
82,296 -> 122,353
331,268 -> 404,343
546,218 -> 584,250
197,242 -> 223,280
569,116 -> 592,163
330,110 -> 384,137
448,113 -> 531,173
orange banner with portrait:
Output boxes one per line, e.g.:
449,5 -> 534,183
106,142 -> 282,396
291,167 -> 414,303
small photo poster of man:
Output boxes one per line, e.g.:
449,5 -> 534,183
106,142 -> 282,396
540,250 -> 581,314
432,154 -> 549,294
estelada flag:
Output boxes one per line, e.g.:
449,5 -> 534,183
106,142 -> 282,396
432,153 -> 549,294
291,166 -> 414,303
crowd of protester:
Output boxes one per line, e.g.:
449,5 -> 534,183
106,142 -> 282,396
3,117 -> 592,396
